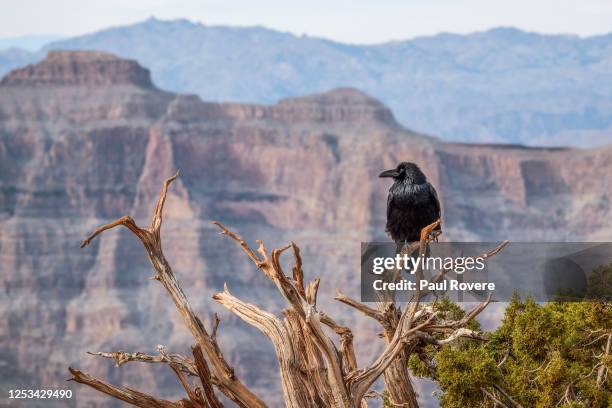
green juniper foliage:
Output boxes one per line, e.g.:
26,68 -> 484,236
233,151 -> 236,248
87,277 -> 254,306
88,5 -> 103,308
407,280 -> 611,407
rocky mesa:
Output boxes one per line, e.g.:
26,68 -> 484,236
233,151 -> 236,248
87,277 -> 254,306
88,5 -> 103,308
0,51 -> 611,407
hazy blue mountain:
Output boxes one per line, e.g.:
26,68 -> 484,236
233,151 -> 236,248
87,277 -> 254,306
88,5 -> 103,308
0,34 -> 64,51
1,18 -> 611,146
0,48 -> 43,77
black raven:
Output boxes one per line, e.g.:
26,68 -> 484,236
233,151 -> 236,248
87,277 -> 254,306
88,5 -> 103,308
379,162 -> 441,244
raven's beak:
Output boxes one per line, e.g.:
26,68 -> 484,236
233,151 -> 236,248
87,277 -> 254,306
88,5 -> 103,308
379,169 -> 400,178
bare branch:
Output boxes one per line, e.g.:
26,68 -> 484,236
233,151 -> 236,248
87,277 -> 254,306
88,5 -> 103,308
211,313 -> 220,340
291,242 -> 305,297
87,349 -> 197,376
212,221 -> 262,265
335,291 -> 385,323
151,171 -> 180,231
68,367 -> 179,408
415,327 -> 487,345
404,220 -> 441,332
80,175 -> 266,408
320,313 -> 358,372
212,284 -> 284,338
306,278 -> 320,306
169,363 -> 198,404
80,215 -> 144,248
193,345 -> 224,408
303,306 -> 352,407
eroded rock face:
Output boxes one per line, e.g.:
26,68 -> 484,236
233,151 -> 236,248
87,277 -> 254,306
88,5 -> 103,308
0,51 -> 610,407
0,50 -> 154,88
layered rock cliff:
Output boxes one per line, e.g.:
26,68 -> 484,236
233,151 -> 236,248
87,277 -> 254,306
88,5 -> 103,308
0,50 -> 154,88
0,51 -> 610,407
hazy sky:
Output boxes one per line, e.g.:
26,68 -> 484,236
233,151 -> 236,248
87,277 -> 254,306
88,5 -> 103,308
2,0 -> 612,43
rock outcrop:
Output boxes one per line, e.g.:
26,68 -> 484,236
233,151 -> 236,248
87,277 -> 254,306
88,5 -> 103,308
0,51 -> 610,407
0,50 -> 154,88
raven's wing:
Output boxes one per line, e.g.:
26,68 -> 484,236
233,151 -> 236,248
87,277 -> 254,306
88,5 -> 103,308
386,190 -> 393,222
427,182 -> 441,221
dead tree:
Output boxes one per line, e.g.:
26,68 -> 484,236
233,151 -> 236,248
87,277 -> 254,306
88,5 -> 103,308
70,173 -> 502,407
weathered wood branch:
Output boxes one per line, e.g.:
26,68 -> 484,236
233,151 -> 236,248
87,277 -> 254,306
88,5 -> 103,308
78,172 -> 266,408
335,292 -> 385,323
193,345 -> 224,408
87,347 -> 198,376
321,313 -> 359,373
415,327 -> 487,345
213,222 -> 353,407
68,368 -> 181,408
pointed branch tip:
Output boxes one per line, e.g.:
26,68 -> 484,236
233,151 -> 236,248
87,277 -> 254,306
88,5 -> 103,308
165,170 -> 181,185
80,215 -> 140,249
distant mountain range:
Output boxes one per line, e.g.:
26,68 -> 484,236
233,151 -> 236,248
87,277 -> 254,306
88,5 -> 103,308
1,18 -> 611,147
0,34 -> 64,51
